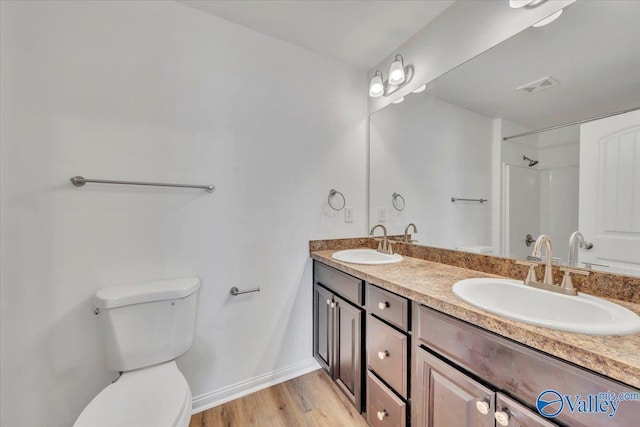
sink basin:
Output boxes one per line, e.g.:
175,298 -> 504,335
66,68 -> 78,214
452,278 -> 640,335
332,248 -> 403,265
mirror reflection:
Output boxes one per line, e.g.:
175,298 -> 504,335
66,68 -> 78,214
369,0 -> 640,276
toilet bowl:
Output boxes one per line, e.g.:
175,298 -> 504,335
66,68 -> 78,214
74,277 -> 200,427
74,361 -> 191,427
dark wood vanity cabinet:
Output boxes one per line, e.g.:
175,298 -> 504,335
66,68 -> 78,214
313,262 -> 364,411
412,304 -> 640,427
413,349 -> 554,427
312,259 -> 640,427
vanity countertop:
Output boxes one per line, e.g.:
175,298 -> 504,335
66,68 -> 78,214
311,249 -> 640,389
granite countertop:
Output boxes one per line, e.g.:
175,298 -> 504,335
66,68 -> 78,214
311,249 -> 640,389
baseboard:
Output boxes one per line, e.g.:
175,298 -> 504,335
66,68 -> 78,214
191,358 -> 321,414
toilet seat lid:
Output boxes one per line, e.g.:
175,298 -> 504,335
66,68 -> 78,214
74,361 -> 191,427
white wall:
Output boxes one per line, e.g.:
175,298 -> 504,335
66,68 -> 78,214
368,0 -> 575,112
370,94 -> 493,249
0,1 -> 367,426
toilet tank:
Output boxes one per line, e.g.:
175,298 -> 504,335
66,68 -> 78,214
95,277 -> 200,372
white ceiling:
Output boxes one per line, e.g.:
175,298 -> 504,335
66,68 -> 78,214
425,0 -> 640,131
178,0 -> 455,69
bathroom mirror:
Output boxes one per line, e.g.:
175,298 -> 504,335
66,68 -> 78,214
369,0 -> 640,276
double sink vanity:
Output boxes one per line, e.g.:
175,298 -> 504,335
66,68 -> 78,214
310,237 -> 640,427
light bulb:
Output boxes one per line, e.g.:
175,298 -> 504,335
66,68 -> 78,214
412,84 -> 426,94
388,55 -> 405,86
392,97 -> 405,104
369,71 -> 384,97
532,9 -> 562,27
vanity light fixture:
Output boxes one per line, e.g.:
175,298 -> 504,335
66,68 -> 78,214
532,9 -> 563,27
369,70 -> 385,98
392,97 -> 405,104
369,53 -> 413,98
412,84 -> 426,94
388,54 -> 406,85
509,0 -> 546,8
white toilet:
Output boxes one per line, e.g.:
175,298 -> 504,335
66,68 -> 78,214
74,277 -> 200,427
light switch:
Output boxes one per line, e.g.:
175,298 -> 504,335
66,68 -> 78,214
377,206 -> 386,222
345,206 -> 354,223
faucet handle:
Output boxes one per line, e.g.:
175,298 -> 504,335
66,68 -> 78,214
559,267 -> 589,293
384,240 -> 395,255
516,260 -> 538,284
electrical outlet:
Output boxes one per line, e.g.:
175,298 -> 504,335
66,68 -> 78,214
377,206 -> 386,222
344,206 -> 354,223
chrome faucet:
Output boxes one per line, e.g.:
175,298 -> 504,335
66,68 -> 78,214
568,231 -> 593,267
370,224 -> 392,254
532,234 -> 554,285
403,223 -> 418,243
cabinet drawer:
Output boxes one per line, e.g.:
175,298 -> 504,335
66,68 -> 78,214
367,371 -> 406,427
314,261 -> 363,306
366,284 -> 409,331
367,315 -> 408,398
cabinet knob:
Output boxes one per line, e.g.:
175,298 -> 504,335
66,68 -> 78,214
376,410 -> 388,421
326,299 -> 331,306
495,410 -> 510,426
377,350 -> 389,360
378,301 -> 389,310
475,399 -> 490,415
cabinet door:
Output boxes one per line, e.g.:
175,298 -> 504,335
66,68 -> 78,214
313,284 -> 333,375
334,294 -> 363,411
495,393 -> 558,427
413,348 -> 495,427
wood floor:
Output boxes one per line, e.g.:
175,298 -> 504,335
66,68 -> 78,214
189,369 -> 369,427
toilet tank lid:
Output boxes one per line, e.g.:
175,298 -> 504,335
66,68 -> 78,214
95,277 -> 200,309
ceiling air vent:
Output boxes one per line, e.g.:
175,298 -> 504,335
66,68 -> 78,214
517,76 -> 559,94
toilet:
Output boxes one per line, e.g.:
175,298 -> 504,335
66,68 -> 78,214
74,277 -> 200,427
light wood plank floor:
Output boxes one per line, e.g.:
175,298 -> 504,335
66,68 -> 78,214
189,369 -> 369,427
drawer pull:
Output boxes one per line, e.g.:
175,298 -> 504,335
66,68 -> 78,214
378,301 -> 389,310
377,350 -> 389,360
495,409 -> 510,426
475,399 -> 490,415
376,410 -> 388,421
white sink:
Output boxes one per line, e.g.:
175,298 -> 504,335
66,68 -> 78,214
452,278 -> 640,335
332,248 -> 403,265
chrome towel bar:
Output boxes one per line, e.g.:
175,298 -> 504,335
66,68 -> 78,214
451,197 -> 487,203
70,176 -> 215,193
230,286 -> 260,296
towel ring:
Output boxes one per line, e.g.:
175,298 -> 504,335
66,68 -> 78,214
392,193 -> 405,211
328,189 -> 346,211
